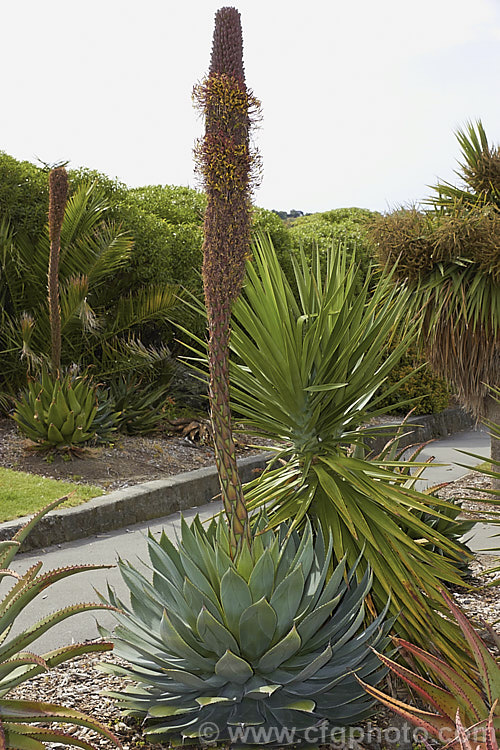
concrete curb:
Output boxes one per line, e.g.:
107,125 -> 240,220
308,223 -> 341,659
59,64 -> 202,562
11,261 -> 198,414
0,452 -> 272,552
0,407 -> 474,552
367,407 -> 474,454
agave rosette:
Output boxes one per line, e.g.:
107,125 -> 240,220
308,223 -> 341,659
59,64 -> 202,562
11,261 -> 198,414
13,369 -> 98,450
100,516 -> 391,745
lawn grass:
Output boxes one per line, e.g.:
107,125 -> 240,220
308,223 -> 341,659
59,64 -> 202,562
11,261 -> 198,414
475,461 -> 492,472
0,468 -> 104,522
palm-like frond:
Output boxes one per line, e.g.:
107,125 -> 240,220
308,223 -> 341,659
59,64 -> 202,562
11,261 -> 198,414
0,182 -> 179,397
220,235 -> 474,671
428,121 -> 500,210
108,285 -> 179,336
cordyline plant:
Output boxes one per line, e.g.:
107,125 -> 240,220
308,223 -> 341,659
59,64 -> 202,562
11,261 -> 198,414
369,122 -> 500,484
193,6 -> 261,556
47,165 -> 68,375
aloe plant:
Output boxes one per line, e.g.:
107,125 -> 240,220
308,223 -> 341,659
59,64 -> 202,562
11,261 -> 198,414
0,497 -> 120,749
359,590 -> 500,750
100,516 -> 391,745
13,369 -> 98,451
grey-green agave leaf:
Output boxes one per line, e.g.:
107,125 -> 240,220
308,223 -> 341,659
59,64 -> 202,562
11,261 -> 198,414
102,514 -> 391,745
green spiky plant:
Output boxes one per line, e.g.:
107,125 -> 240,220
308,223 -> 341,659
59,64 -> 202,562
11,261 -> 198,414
359,590 -> 500,750
13,369 -> 98,451
192,5 -> 262,554
100,516 -> 392,745
188,234 -> 477,671
0,497 -> 120,749
363,423 -> 474,571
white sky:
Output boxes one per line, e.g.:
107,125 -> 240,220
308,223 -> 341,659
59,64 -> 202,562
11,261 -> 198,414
2,0 -> 500,214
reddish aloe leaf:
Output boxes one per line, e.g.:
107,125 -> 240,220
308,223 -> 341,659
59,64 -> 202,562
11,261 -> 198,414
1,603 -> 117,662
454,709 -> 473,750
0,653 -> 48,675
0,699 -> 120,745
5,724 -> 102,750
395,637 -> 485,720
373,648 -> 460,722
43,641 -> 113,668
357,675 -> 454,740
441,590 -> 500,705
486,702 -> 499,750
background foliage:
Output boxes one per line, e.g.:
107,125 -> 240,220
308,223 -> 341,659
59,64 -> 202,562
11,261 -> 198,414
0,151 -> 454,416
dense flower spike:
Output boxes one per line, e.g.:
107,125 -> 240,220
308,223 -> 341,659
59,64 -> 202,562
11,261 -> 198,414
47,166 -> 68,374
193,7 -> 261,555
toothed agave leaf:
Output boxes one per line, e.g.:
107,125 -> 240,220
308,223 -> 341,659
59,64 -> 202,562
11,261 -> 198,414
13,369 -> 98,451
0,498 -> 120,749
100,516 -> 391,745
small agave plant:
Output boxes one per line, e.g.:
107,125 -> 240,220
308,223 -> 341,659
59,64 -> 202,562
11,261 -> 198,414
100,516 -> 391,745
0,497 -> 120,749
13,369 -> 98,450
359,590 -> 500,750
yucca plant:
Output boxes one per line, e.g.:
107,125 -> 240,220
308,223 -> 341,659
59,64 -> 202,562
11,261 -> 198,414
359,590 -> 500,750
183,234 -> 476,670
13,369 -> 98,451
100,516 -> 391,745
0,497 -> 120,749
363,424 -> 474,570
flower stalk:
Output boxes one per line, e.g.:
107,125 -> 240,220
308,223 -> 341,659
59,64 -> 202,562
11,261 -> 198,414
194,7 -> 261,556
47,166 -> 68,374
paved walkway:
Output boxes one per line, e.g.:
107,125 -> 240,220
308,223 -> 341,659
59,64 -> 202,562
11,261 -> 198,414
8,427 -> 496,653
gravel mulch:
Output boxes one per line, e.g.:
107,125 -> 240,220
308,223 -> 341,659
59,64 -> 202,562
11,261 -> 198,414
7,473 -> 499,750
8,551 -> 498,750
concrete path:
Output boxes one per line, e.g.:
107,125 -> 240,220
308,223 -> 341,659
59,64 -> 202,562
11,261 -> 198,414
8,427 -> 497,654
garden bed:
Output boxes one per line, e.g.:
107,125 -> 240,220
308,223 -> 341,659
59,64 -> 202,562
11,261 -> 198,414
0,417 -> 264,493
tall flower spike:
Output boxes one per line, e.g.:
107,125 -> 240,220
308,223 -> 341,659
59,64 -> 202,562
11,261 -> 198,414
48,166 -> 68,374
194,7 -> 261,556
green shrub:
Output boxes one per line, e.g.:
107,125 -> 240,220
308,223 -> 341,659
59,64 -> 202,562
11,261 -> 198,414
289,207 -> 378,275
377,345 -> 452,415
128,184 -> 206,223
0,152 -> 48,237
